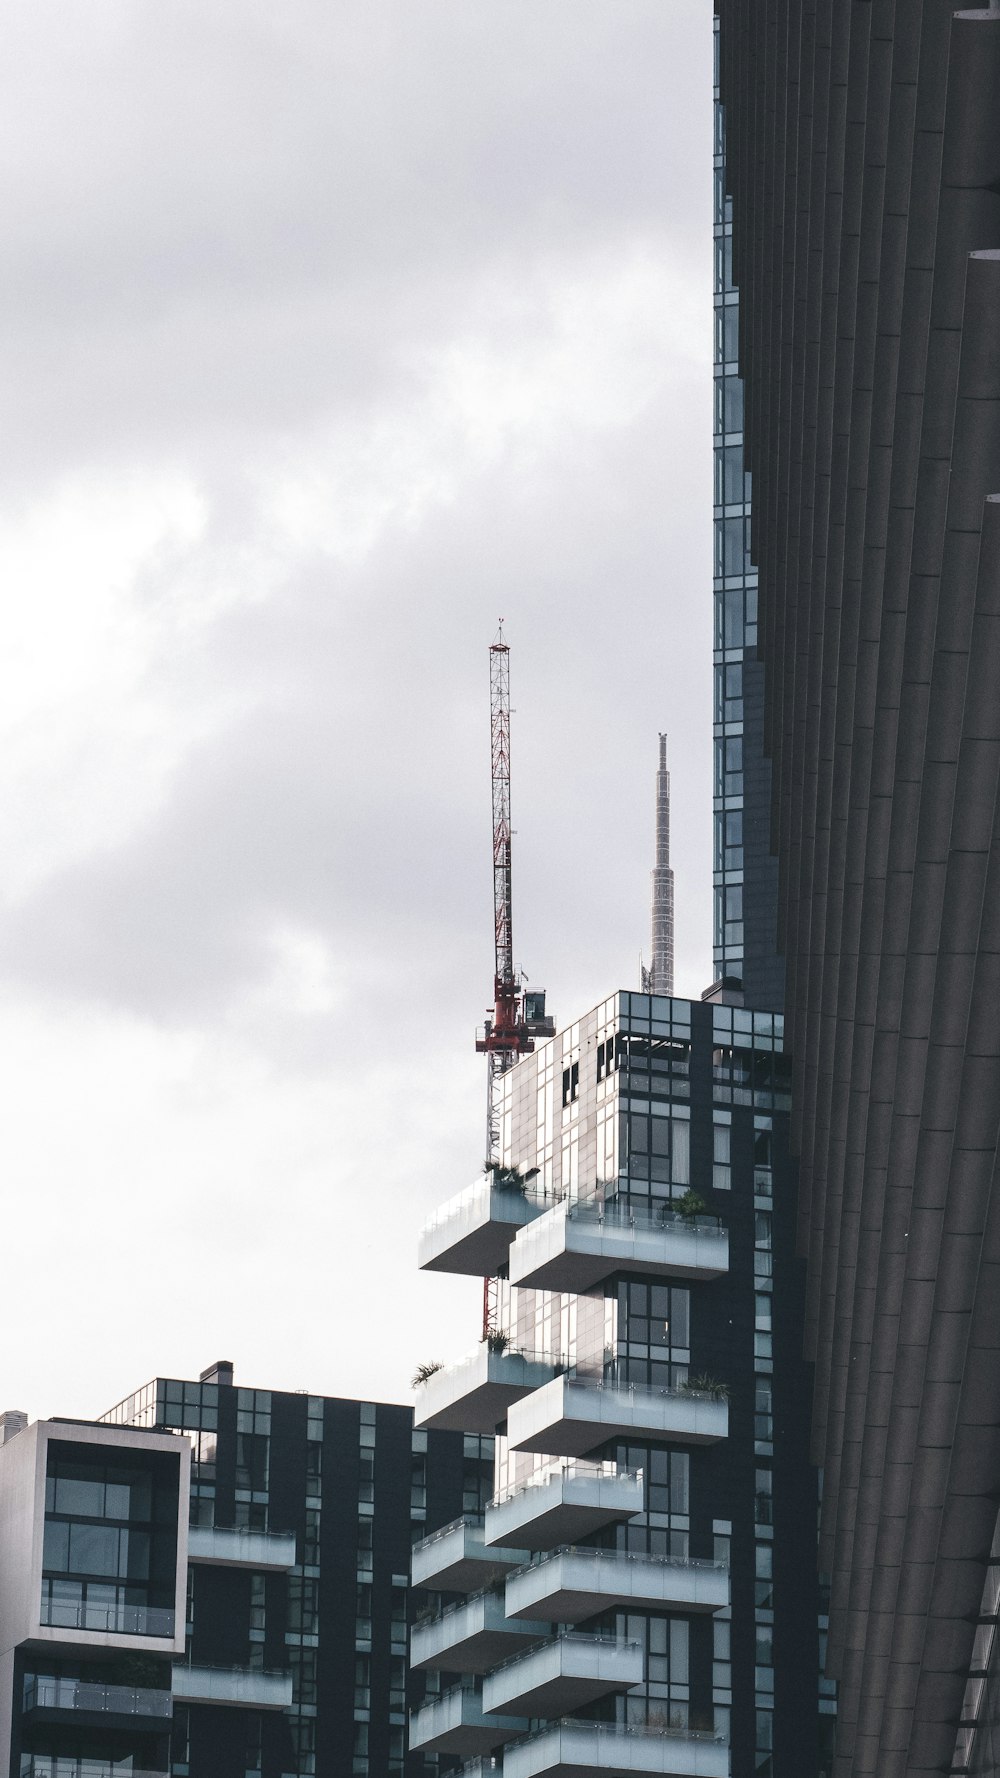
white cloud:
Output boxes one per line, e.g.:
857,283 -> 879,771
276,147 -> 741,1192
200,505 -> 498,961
0,0 -> 714,1420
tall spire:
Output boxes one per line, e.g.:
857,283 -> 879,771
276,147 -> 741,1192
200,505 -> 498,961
643,733 -> 674,995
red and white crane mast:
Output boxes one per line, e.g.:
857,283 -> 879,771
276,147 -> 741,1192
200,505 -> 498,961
475,625 -> 540,1340
476,624 -> 534,1159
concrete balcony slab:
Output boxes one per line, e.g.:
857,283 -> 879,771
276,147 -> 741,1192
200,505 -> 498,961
507,1377 -> 728,1458
412,1515 -> 527,1592
408,1685 -> 527,1756
482,1633 -> 642,1717
410,1588 -> 548,1674
509,1203 -> 728,1293
415,1349 -> 562,1435
171,1665 -> 293,1711
187,1526 -> 296,1571
502,1721 -> 730,1778
504,1547 -> 729,1622
419,1177 -> 550,1277
485,1465 -> 643,1553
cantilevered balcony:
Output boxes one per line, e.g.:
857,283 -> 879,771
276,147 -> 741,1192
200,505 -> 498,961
408,1683 -> 527,1755
418,1175 -> 550,1277
22,1678 -> 172,1725
414,1348 -> 564,1435
485,1464 -> 643,1552
507,1377 -> 728,1457
412,1514 -> 527,1591
503,1720 -> 729,1778
508,1202 -> 728,1293
171,1665 -> 293,1710
504,1547 -> 729,1622
410,1587 -> 548,1674
482,1633 -> 642,1717
187,1525 -> 297,1570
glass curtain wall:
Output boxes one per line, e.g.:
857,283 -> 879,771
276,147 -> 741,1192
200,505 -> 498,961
713,15 -> 755,984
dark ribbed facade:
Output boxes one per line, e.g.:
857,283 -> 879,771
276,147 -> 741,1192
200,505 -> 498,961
715,4 -> 1000,1776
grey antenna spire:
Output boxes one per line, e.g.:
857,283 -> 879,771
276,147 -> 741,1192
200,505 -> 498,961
648,733 -> 674,995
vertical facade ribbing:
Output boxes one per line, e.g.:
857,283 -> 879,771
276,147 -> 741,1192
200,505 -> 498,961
716,2 -> 1000,1772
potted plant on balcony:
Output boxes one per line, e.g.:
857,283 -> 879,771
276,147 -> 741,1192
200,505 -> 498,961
483,1160 -> 527,1193
674,1189 -> 709,1221
681,1373 -> 729,1400
482,1329 -> 511,1355
411,1361 -> 444,1388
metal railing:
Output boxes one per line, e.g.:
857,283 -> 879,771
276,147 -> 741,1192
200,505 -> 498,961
561,1376 -> 728,1407
21,1766 -> 168,1778
418,1177 -> 560,1241
40,1599 -> 175,1638
487,1631 -> 642,1678
410,1677 -> 483,1719
414,1582 -> 505,1632
23,1677 -> 173,1718
565,1200 -> 726,1237
414,1347 -> 570,1391
516,1717 -> 727,1748
489,1460 -> 642,1510
507,1543 -> 729,1584
412,1512 -> 483,1554
173,1662 -> 289,1679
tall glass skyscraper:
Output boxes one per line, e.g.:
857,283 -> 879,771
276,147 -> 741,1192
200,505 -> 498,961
712,18 -> 783,1013
715,2 -> 1000,1772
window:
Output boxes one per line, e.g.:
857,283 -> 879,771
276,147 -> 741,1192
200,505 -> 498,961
713,1122 -> 731,1192
561,1062 -> 579,1106
354,1654 -> 371,1710
358,1451 -> 374,1505
714,809 -> 743,873
755,1542 -> 774,1608
755,1466 -> 773,1525
754,1381 -> 773,1445
287,1575 -> 319,1637
235,1433 -> 268,1493
389,1655 -> 406,1709
716,514 -> 750,578
292,1718 -> 316,1776
302,1506 -> 321,1567
357,1517 -> 373,1572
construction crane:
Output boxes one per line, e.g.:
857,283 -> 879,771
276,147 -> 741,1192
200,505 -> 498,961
475,624 -> 552,1337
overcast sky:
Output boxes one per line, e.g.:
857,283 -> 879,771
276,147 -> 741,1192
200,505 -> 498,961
0,1 -> 712,1419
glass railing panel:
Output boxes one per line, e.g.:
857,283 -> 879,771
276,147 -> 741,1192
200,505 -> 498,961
39,1599 -> 175,1638
23,1677 -> 173,1717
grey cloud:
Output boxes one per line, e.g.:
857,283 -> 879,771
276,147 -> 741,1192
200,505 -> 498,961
0,2 -> 708,479
0,346 -> 710,1034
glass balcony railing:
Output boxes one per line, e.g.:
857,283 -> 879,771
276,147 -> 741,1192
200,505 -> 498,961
567,1201 -> 725,1237
503,1718 -> 729,1778
23,1677 -> 173,1719
40,1599 -> 176,1638
412,1511 -> 481,1556
507,1375 -> 729,1459
489,1460 -> 641,1511
21,1764 -> 168,1778
488,1630 -> 641,1678
507,1544 -> 728,1584
171,1664 -> 293,1710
